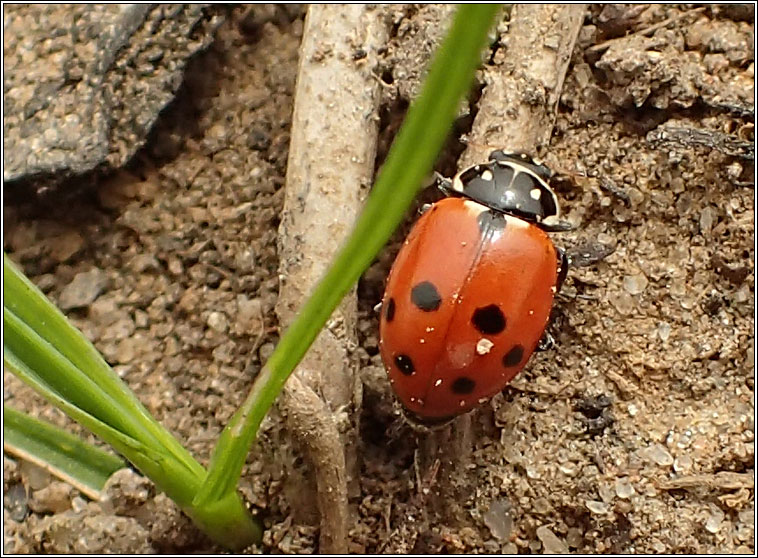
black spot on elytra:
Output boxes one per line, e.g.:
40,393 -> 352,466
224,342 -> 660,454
471,304 -> 506,334
476,210 -> 506,235
451,376 -> 476,394
394,354 -> 415,375
385,298 -> 396,322
503,345 -> 524,367
411,281 -> 441,311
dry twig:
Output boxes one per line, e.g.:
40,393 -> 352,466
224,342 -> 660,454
276,5 -> 389,552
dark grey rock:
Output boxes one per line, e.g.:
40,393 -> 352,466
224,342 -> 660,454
3,4 -> 223,184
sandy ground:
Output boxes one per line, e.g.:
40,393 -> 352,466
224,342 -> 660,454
3,4 -> 754,554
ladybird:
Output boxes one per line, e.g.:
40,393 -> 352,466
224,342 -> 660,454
379,150 -> 570,426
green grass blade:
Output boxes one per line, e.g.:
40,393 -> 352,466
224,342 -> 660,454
4,307 -> 163,444
3,255 -> 260,548
3,255 -> 202,478
4,345 -> 191,499
197,4 -> 502,506
3,405 -> 126,500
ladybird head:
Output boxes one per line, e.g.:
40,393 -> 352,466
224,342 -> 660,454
445,150 -> 572,232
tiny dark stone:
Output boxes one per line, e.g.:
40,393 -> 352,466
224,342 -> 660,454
575,393 -> 613,419
702,294 -> 723,316
575,394 -> 614,436
385,297 -> 396,322
451,376 -> 476,394
472,304 -> 506,334
395,354 -> 415,375
503,345 -> 524,367
411,281 -> 441,311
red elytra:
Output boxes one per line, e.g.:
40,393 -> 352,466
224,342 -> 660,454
379,196 -> 562,424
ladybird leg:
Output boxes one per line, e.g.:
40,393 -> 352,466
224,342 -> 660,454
541,219 -> 574,232
556,246 -> 570,294
565,241 -> 616,268
434,171 -> 453,194
537,248 -> 569,353
536,331 -> 555,352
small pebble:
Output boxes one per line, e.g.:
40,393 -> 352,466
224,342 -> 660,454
476,338 -> 494,355
699,206 -> 717,234
536,525 -> 568,554
207,311 -> 229,333
35,273 -> 57,292
533,497 -> 551,514
503,446 -> 524,465
483,498 -> 513,541
566,528 -> 583,549
18,460 -> 51,490
4,482 -> 28,521
598,483 -> 615,503
559,462 -> 578,476
130,254 -> 160,273
237,296 -> 263,332
657,322 -> 672,342
586,500 -> 609,514
615,478 -> 636,499
726,161 -> 743,181
134,309 -> 149,329
259,342 -> 276,363
623,273 -> 648,295
609,291 -> 635,315
58,268 -> 108,310
114,337 -> 137,364
71,495 -> 88,513
234,248 -> 256,273
673,455 -> 693,473
28,481 -> 72,513
167,256 -> 184,275
49,230 -> 84,262
705,507 -> 725,533
502,542 -> 518,554
647,443 -> 674,466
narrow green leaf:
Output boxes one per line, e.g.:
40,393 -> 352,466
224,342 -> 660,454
3,405 -> 126,500
3,255 -> 203,478
4,308 -> 159,444
4,347 -> 189,498
197,4 -> 502,506
3,255 -> 261,548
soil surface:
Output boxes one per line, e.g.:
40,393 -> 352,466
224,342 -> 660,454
4,4 -> 754,554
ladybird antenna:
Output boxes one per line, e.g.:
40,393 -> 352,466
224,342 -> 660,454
540,219 -> 574,233
433,171 -> 453,193
459,136 -> 503,152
